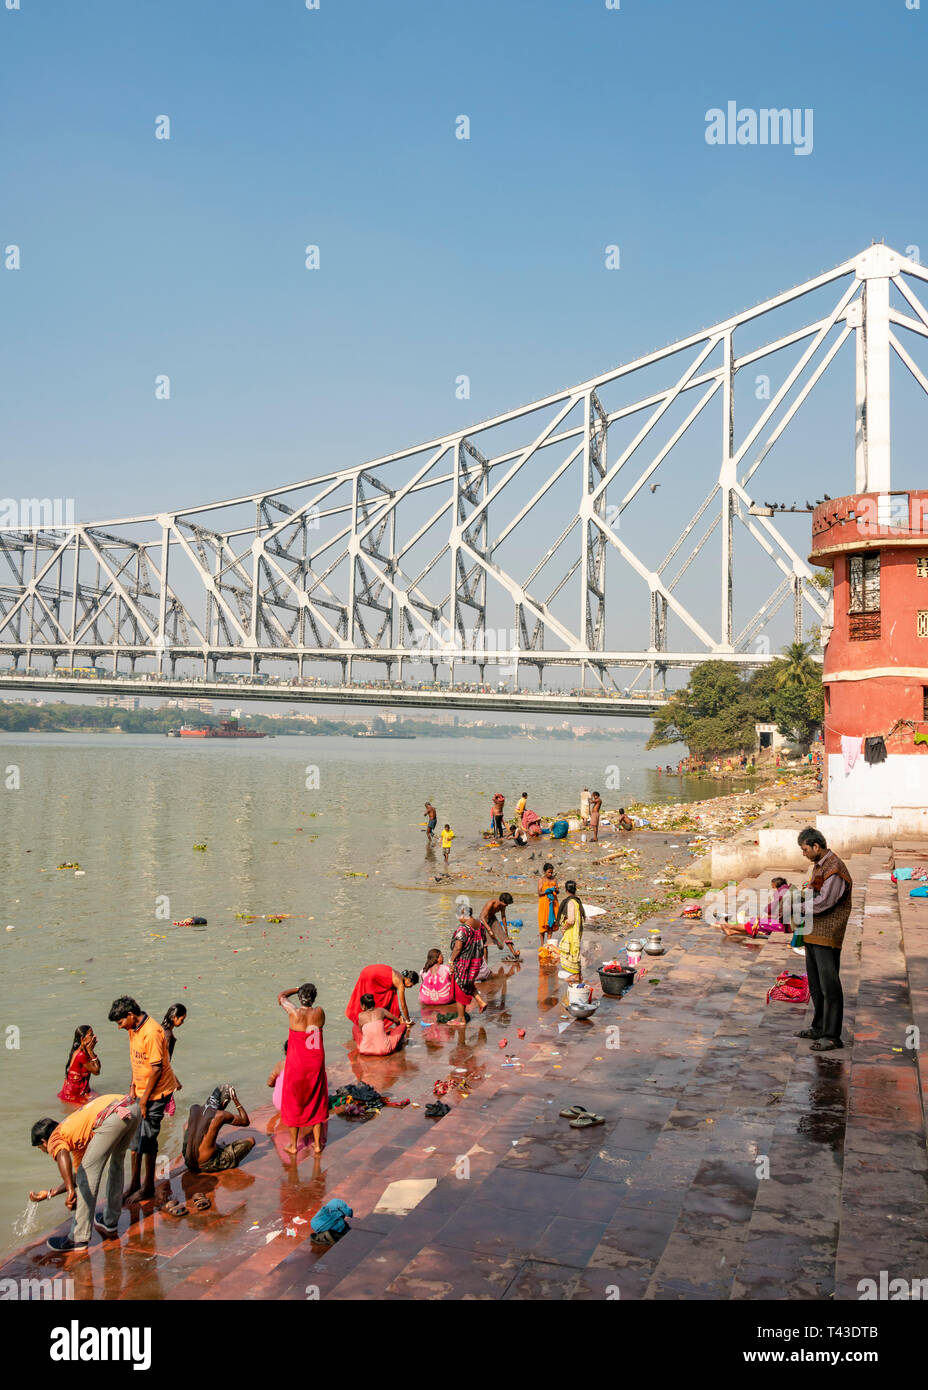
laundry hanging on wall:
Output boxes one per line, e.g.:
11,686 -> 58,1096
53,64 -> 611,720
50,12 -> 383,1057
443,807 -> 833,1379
841,734 -> 863,774
864,735 -> 887,765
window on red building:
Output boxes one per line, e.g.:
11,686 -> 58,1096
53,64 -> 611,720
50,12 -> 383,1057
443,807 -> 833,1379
848,553 -> 881,640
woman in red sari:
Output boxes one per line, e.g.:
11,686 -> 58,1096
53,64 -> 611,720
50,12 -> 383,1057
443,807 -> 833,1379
57,1025 -> 101,1104
345,964 -> 419,1043
277,983 -> 328,1155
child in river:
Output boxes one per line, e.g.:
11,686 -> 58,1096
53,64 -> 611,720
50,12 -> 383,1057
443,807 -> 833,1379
58,1026 -> 101,1105
441,823 -> 455,865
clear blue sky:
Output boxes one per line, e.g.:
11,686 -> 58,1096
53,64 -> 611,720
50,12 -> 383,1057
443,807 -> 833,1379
1,0 -> 926,656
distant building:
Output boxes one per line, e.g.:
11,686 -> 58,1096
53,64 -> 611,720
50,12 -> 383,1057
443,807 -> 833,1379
97,695 -> 142,711
754,721 -> 787,753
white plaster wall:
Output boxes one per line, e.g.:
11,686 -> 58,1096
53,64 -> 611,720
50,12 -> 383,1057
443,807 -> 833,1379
826,752 -> 928,817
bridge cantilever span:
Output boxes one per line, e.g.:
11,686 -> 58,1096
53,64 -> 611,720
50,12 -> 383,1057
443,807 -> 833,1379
1,244 -> 924,705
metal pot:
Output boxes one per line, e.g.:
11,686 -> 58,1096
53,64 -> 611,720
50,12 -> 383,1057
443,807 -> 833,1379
626,938 -> 644,954
643,941 -> 665,955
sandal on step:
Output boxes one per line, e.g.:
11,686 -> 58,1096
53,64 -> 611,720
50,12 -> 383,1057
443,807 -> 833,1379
569,1113 -> 605,1128
795,1029 -> 821,1039
162,1199 -> 188,1216
559,1104 -> 592,1119
191,1194 -> 211,1211
810,1039 -> 843,1051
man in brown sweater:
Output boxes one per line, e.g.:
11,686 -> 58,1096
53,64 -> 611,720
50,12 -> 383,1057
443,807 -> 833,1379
796,827 -> 853,1051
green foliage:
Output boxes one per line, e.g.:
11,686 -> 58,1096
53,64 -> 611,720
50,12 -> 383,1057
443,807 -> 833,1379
648,647 -> 822,758
647,660 -> 759,756
772,680 -> 821,751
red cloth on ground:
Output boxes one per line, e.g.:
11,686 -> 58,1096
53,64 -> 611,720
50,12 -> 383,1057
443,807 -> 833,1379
280,1026 -> 328,1128
57,1049 -> 93,1104
345,964 -> 397,1024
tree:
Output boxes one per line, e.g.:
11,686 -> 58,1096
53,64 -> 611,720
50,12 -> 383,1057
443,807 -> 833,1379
773,681 -> 821,752
772,640 -> 820,692
647,660 -> 757,756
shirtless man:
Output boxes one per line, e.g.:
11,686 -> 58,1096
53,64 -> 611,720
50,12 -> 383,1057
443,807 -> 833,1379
424,799 -> 437,845
617,808 -> 635,832
589,791 -> 602,842
480,893 -> 520,960
182,1085 -> 255,1173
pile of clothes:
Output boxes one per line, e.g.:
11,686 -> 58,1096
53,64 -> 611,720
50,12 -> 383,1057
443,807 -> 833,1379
328,1082 -> 409,1119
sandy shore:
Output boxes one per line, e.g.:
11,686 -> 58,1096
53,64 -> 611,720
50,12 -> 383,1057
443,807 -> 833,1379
399,764 -> 822,942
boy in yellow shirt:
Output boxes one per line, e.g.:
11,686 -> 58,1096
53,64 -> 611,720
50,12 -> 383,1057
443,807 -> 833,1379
441,824 -> 455,866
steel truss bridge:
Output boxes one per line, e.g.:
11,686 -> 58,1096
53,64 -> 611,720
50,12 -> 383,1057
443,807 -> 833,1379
2,244 -> 925,712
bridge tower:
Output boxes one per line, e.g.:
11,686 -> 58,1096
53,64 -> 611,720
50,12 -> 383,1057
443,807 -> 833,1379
810,246 -> 928,847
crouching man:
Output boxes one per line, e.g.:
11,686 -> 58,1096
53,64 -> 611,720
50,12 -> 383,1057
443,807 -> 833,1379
182,1084 -> 255,1173
30,1094 -> 140,1252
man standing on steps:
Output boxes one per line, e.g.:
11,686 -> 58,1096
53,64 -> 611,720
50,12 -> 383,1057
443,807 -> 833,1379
107,995 -> 178,1204
796,827 -> 853,1052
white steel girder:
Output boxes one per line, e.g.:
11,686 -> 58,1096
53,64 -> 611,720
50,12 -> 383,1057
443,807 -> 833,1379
3,244 -> 927,686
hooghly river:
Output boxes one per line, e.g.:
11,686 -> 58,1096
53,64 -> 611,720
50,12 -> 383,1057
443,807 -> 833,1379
0,728 -> 720,1254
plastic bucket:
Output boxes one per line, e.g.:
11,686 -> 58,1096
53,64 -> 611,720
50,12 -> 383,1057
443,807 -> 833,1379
567,981 -> 593,1008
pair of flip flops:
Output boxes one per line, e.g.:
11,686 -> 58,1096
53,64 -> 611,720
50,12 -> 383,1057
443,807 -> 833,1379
559,1104 -> 605,1129
310,1228 -> 339,1247
162,1198 -> 188,1217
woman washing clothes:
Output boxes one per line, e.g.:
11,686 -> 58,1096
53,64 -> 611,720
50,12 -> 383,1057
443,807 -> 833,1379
345,963 -> 419,1038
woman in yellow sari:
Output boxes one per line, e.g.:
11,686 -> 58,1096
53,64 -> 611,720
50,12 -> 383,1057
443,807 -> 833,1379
556,880 -> 585,980
537,863 -> 559,941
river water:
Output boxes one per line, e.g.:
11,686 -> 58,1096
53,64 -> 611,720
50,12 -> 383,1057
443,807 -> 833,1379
0,728 -> 720,1254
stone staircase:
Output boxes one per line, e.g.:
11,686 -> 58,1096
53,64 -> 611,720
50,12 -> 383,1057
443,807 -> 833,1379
4,844 -> 926,1300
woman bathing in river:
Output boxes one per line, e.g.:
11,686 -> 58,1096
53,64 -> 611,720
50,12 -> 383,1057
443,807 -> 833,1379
57,1025 -> 101,1105
276,983 -> 328,1155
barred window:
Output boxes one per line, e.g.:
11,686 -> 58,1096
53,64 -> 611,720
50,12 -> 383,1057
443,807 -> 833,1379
848,553 -> 880,613
918,558 -> 928,578
919,611 -> 928,639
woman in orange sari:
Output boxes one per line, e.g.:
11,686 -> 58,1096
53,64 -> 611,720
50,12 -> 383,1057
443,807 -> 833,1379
537,863 -> 559,942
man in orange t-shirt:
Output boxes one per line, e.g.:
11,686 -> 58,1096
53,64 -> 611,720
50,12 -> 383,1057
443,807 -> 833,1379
30,1093 -> 140,1252
108,996 -> 178,1203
